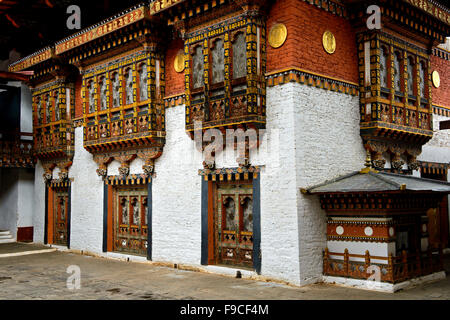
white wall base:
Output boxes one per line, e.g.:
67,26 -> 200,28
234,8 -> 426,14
323,271 -> 446,293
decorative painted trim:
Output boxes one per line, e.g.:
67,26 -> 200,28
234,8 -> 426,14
327,235 -> 392,242
104,174 -> 151,185
418,161 -> 449,176
328,219 -> 394,226
163,93 -> 186,108
300,0 -> 348,19
8,47 -> 52,72
198,166 -> 262,181
265,68 -> 359,96
402,0 -> 450,25
55,4 -> 147,55
48,180 -> 72,188
432,47 -> 450,61
433,105 -> 450,117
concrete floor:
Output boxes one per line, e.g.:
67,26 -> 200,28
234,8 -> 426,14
0,243 -> 449,300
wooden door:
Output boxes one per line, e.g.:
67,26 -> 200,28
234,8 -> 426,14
113,186 -> 148,256
53,189 -> 68,246
215,181 -> 253,268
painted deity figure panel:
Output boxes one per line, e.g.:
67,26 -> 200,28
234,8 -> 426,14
112,73 -> 120,108
211,38 -> 224,84
55,91 -> 60,121
100,78 -> 107,110
45,95 -> 51,123
126,68 -> 134,105
139,63 -> 148,101
193,46 -> 204,89
233,33 -> 246,80
88,81 -> 95,113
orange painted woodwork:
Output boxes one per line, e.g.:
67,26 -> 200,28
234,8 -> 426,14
74,75 -> 83,118
107,185 -> 114,252
47,187 -> 54,245
208,180 -> 215,265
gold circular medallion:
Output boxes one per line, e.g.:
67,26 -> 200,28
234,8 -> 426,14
322,30 -> 336,54
174,50 -> 185,73
432,70 -> 440,88
268,23 -> 287,49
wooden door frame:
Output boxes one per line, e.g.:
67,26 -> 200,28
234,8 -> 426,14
201,174 -> 261,273
45,182 -> 71,248
103,179 -> 152,260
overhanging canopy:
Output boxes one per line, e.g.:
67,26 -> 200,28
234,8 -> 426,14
302,170 -> 450,194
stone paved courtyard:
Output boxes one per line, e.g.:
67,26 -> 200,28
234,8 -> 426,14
0,243 -> 449,300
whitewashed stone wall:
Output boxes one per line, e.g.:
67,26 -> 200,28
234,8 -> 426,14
69,126 -> 104,253
0,169 -> 18,238
151,105 -> 203,265
33,162 -> 45,242
259,83 -> 365,285
17,169 -> 34,229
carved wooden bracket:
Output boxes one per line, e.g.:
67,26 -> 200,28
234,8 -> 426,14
56,161 -> 73,181
42,162 -> 57,183
116,154 -> 137,179
136,149 -> 162,177
93,155 -> 114,179
406,145 -> 422,171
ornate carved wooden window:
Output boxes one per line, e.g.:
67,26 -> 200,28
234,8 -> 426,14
82,50 -> 165,160
358,33 -> 433,171
185,17 -> 266,136
32,82 -> 74,160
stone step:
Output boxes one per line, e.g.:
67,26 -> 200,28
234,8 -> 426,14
0,230 -> 11,236
0,238 -> 15,244
0,234 -> 13,239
